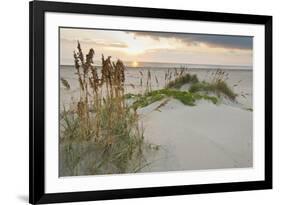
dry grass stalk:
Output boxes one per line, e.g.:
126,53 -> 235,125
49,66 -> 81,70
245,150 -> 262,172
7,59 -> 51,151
65,42 -> 131,143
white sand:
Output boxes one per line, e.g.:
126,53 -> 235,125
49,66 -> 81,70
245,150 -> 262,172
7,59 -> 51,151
60,66 -> 253,172
138,99 -> 253,172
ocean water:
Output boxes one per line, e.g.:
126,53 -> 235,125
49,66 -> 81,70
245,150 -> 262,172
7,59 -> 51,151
60,62 -> 253,109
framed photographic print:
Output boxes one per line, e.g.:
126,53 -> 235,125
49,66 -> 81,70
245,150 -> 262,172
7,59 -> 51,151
29,0 -> 272,204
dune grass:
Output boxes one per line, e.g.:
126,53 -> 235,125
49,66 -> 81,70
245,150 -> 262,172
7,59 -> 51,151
189,80 -> 237,100
60,42 -> 155,176
125,68 -> 234,109
165,73 -> 199,89
128,88 -> 218,109
60,107 -> 149,175
164,68 -> 236,101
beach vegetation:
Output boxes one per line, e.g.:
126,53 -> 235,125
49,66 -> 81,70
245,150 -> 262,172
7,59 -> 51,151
60,42 -> 155,176
189,80 -> 237,100
130,88 -> 218,109
165,73 -> 199,89
164,68 -> 237,101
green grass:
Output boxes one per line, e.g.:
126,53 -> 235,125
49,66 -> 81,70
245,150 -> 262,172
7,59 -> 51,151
166,73 -> 199,89
124,93 -> 142,99
165,72 -> 236,101
189,80 -> 237,100
130,89 -> 218,109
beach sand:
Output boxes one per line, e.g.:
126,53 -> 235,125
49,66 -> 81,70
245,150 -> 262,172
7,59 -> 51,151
60,65 -> 253,173
138,99 -> 253,172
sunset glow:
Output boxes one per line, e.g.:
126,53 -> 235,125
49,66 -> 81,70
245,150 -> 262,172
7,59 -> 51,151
132,61 -> 139,67
60,28 -> 253,66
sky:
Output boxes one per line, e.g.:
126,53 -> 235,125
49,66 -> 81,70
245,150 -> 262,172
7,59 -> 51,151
60,28 -> 253,67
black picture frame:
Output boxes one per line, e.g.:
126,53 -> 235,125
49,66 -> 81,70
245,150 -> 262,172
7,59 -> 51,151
29,1 -> 272,204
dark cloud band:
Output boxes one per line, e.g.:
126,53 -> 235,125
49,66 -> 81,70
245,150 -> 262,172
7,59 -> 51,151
128,32 -> 252,50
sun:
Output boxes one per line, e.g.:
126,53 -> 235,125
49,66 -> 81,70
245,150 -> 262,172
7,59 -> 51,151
132,61 -> 139,67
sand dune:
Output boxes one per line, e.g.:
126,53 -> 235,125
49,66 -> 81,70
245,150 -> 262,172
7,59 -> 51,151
138,99 -> 253,172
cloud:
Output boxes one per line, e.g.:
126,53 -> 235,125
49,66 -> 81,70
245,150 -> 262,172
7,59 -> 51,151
145,47 -> 177,53
128,32 -> 253,50
61,38 -> 128,48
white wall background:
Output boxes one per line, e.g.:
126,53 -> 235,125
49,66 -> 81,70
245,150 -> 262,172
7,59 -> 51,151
0,0 -> 279,204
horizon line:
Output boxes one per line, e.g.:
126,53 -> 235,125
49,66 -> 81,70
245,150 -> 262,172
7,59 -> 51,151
60,60 -> 252,68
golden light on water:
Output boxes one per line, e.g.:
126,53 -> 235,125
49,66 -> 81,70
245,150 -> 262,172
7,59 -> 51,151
132,61 -> 139,67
